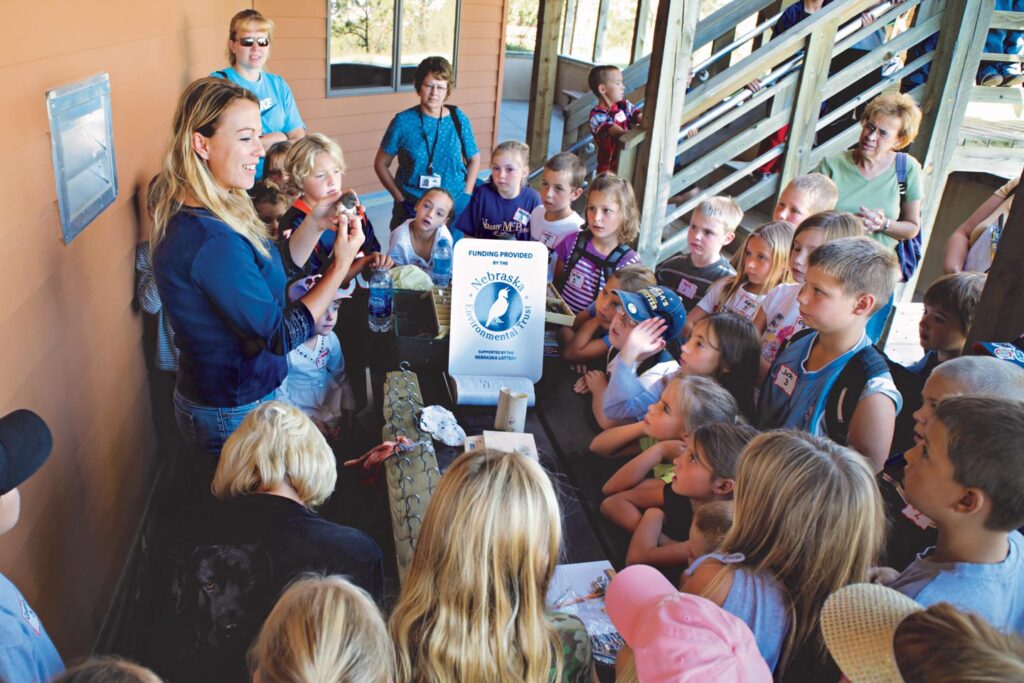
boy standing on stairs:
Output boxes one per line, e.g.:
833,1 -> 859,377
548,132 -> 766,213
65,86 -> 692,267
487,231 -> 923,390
589,65 -> 643,175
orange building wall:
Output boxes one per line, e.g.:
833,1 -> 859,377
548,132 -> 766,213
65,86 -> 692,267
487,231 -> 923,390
0,0 -> 243,659
256,0 -> 508,193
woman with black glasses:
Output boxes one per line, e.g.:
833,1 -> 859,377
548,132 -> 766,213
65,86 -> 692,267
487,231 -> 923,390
213,9 -> 306,175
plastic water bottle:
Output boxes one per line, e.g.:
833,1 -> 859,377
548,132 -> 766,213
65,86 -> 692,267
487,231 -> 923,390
368,267 -> 393,333
432,235 -> 453,287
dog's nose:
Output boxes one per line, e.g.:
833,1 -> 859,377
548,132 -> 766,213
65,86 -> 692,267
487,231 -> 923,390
222,622 -> 240,639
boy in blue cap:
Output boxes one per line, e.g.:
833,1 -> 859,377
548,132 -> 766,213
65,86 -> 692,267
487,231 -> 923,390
0,410 -> 62,682
602,285 -> 687,422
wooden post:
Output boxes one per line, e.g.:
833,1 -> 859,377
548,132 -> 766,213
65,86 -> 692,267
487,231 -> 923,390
631,0 -> 700,266
527,0 -> 568,170
631,0 -> 653,63
904,0 -> 994,298
706,28 -> 738,78
965,167 -> 1024,347
777,17 -> 840,191
593,0 -> 612,62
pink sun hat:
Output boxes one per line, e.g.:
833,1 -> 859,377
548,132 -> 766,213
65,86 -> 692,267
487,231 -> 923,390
606,564 -> 772,683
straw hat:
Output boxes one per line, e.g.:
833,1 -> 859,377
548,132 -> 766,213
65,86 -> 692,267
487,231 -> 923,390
820,583 -> 923,683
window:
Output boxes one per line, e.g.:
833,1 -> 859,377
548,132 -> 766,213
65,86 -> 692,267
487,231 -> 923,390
328,0 -> 460,94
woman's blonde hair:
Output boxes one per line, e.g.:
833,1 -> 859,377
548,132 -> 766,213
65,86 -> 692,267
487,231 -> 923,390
724,220 -> 794,302
894,602 -> 1024,683
389,449 -> 565,683
151,77 -> 270,257
588,173 -> 641,244
860,91 -> 922,150
227,9 -> 274,66
284,133 -> 347,197
722,431 -> 884,675
250,574 -> 394,683
212,401 -> 336,508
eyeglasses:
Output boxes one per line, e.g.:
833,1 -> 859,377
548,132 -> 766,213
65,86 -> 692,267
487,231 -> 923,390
236,37 -> 270,47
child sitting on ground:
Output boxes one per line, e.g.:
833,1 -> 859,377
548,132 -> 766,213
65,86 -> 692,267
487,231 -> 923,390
554,173 -> 644,313
588,65 -> 643,175
570,277 -> 670,428
561,265 -> 655,369
682,431 -> 883,676
279,277 -> 356,438
387,187 -> 455,280
389,449 -> 595,682
882,396 -> 1024,631
532,152 -> 585,280
280,133 -> 388,278
249,178 -> 290,239
656,196 -> 742,312
773,172 -> 839,226
454,140 -> 541,240
881,355 -> 1024,571
758,236 -> 902,471
597,376 -> 739,505
249,575 -> 394,683
908,272 -> 987,376
604,312 -> 761,421
683,221 -> 794,336
622,423 -> 757,567
754,210 -> 864,382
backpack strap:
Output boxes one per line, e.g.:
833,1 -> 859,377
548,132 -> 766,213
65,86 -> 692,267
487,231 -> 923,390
557,230 -> 593,291
895,152 -> 908,198
823,345 -> 887,447
556,229 -> 631,301
775,327 -> 815,360
445,104 -> 469,165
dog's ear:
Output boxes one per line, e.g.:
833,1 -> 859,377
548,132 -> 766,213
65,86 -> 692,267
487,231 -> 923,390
241,543 -> 274,581
171,562 -> 188,614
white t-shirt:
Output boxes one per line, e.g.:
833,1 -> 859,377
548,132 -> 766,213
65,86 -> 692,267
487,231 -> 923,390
696,278 -> 766,321
759,283 -> 805,364
387,219 -> 454,275
530,206 -> 584,281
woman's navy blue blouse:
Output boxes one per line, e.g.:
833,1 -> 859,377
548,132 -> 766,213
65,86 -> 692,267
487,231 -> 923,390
153,207 -> 314,407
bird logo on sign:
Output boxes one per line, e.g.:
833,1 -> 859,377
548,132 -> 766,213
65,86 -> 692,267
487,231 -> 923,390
485,288 -> 510,328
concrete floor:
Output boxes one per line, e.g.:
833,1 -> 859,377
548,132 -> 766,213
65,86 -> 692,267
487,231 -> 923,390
498,99 -> 565,158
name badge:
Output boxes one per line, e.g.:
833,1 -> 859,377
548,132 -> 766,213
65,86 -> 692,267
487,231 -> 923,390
774,364 -> 797,396
902,503 -> 935,530
419,174 -> 442,189
568,269 -> 587,289
513,208 -> 531,225
614,110 -> 628,124
676,278 -> 698,300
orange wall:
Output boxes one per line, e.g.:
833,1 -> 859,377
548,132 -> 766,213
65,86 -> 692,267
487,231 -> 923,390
0,0 -> 241,659
256,0 -> 508,193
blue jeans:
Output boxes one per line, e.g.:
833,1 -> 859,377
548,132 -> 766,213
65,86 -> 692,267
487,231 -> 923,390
173,389 -> 277,457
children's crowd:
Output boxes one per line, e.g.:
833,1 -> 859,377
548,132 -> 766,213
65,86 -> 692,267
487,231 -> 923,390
3,45 -> 1023,683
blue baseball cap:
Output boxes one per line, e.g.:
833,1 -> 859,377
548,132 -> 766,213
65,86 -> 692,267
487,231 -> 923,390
973,340 -> 1024,369
615,286 -> 687,342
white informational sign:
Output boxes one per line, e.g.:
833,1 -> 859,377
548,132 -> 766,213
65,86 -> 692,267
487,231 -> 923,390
449,239 -> 547,387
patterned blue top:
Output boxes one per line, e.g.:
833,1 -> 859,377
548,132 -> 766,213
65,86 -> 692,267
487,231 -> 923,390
380,105 -> 479,203
153,208 -> 314,407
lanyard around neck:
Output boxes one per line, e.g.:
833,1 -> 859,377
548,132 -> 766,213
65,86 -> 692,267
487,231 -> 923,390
419,108 -> 444,175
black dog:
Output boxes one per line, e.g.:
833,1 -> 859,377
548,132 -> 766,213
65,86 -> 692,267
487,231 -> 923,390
170,543 -> 274,676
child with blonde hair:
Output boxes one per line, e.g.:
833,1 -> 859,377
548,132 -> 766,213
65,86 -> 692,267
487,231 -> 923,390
555,173 -> 644,313
389,449 -> 595,682
249,575 -> 394,683
280,133 -> 389,278
623,423 -> 756,568
454,140 -> 542,240
684,221 -> 794,336
754,210 -> 864,380
656,196 -> 742,311
682,431 -> 884,677
773,173 -> 839,226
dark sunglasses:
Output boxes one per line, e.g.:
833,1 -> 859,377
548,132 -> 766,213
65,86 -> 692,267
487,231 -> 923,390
236,37 -> 270,47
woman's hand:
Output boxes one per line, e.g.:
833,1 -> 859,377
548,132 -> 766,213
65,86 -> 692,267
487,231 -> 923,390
331,212 -> 366,268
859,206 -> 888,233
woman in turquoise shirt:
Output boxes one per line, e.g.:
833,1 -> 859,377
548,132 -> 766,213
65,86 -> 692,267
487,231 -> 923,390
213,10 -> 306,175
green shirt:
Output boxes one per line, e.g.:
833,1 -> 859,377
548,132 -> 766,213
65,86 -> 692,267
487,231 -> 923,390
815,150 -> 923,250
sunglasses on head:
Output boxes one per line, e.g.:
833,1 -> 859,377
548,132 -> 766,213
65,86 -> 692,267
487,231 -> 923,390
236,36 -> 270,47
